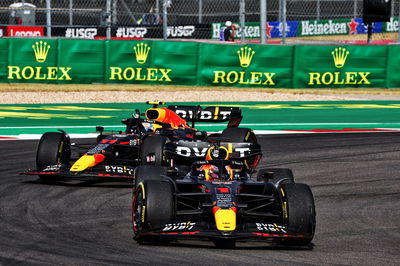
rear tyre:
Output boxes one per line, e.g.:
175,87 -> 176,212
132,180 -> 174,243
220,127 -> 257,143
140,135 -> 167,166
279,183 -> 316,246
133,165 -> 168,189
36,132 -> 71,182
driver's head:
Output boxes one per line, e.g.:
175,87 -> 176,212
206,146 -> 229,160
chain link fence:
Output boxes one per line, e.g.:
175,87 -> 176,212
0,0 -> 399,43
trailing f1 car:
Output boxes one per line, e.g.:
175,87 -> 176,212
22,102 -> 261,182
132,145 -> 316,248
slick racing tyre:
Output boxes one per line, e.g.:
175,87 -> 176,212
221,127 -> 257,143
132,180 -> 174,243
140,135 -> 167,166
279,183 -> 316,246
36,132 -> 71,182
133,165 -> 168,189
257,168 -> 294,185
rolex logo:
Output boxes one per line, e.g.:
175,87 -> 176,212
32,41 -> 51,63
133,43 -> 150,64
237,47 -> 255,68
331,47 -> 349,68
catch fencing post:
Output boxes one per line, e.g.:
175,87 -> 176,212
280,0 -> 287,44
106,0 -> 111,39
260,0 -> 267,44
240,0 -> 245,43
163,0 -> 168,40
46,0 -> 51,37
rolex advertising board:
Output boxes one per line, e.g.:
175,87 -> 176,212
293,45 -> 387,88
7,39 -> 61,84
6,38 -> 105,84
198,43 -> 293,88
0,38 -> 398,88
106,40 -> 198,85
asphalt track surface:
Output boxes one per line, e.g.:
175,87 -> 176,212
1,133 -> 399,265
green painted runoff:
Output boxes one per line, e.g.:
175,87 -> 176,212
1,101 -> 400,135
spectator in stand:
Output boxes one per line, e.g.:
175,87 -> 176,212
223,21 -> 236,41
138,7 -> 160,25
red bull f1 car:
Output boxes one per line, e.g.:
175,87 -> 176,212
132,145 -> 316,248
22,102 -> 261,182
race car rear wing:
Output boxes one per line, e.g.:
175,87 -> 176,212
167,105 -> 242,128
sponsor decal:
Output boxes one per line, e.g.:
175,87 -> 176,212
115,27 -> 147,38
8,41 -> 73,81
145,154 -> 156,163
212,46 -> 276,86
162,222 -> 196,231
7,26 -> 44,37
308,47 -> 371,86
176,146 -> 209,157
133,42 -> 150,64
43,165 -> 61,171
167,25 -> 195,37
301,20 -> 347,36
104,165 -> 134,175
108,42 -> 172,82
176,145 -> 250,157
256,223 -> 287,233
174,108 -> 232,120
215,189 -> 232,207
65,28 -> 98,39
386,17 -> 399,32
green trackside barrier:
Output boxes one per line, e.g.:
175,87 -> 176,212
1,38 -> 399,88
197,43 -> 293,88
293,45 -> 387,88
106,40 -> 199,85
0,39 -> 8,82
387,46 -> 400,88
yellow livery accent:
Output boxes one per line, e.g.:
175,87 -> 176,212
70,154 -> 102,172
213,107 -> 219,120
214,208 -> 236,231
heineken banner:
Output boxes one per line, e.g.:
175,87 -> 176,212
0,38 -> 399,88
212,17 -> 399,40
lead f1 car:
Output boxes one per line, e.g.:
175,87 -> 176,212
132,146 -> 316,248
22,102 -> 260,182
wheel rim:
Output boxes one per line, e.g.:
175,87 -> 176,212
132,188 -> 144,234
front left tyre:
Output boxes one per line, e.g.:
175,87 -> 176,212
36,132 -> 71,182
132,180 -> 175,244
279,183 -> 316,246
